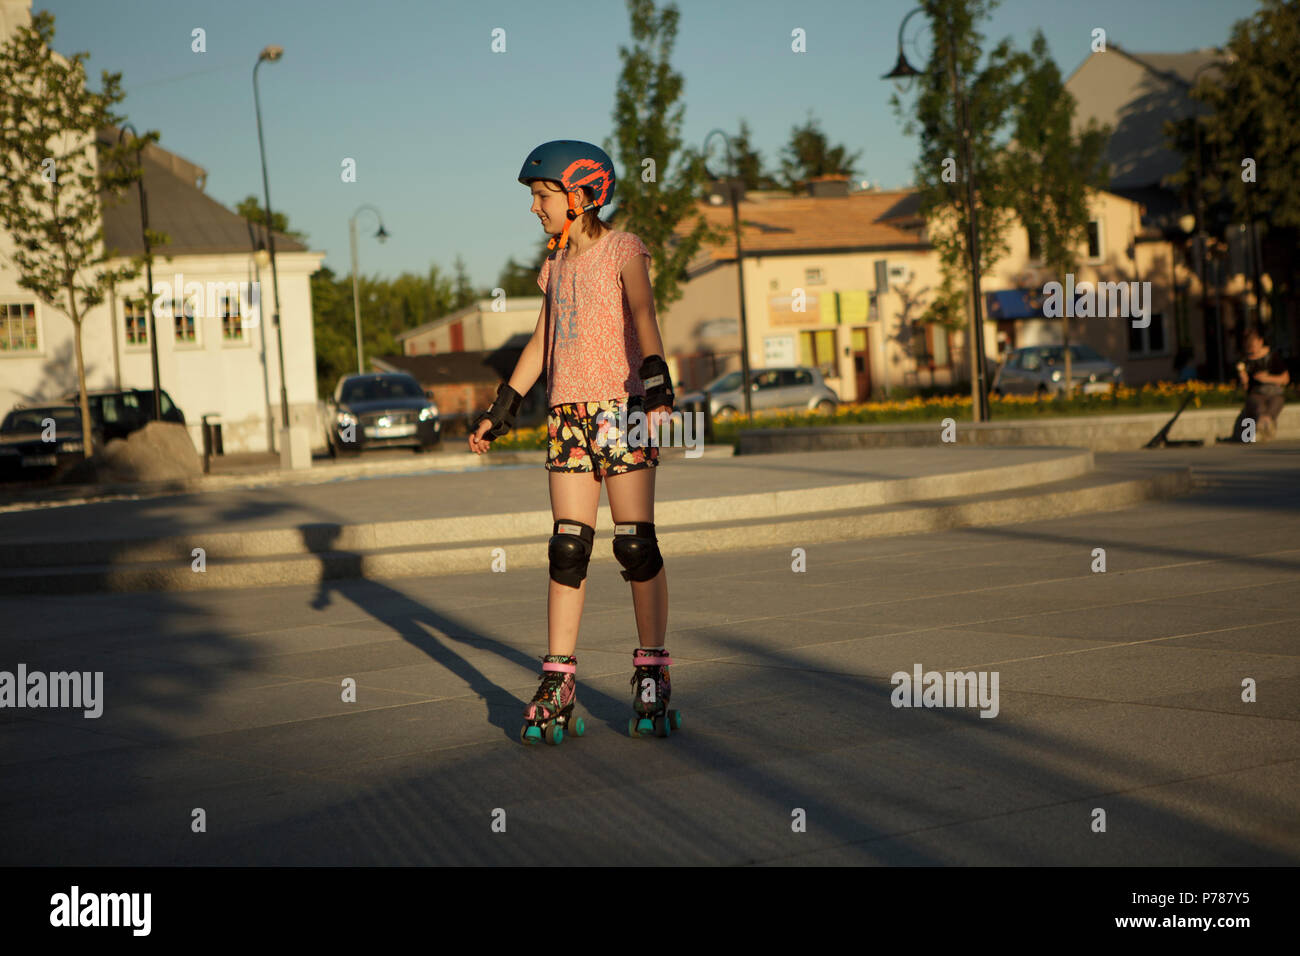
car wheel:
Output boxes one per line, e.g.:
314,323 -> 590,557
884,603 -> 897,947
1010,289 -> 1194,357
814,400 -> 836,415
715,405 -> 737,421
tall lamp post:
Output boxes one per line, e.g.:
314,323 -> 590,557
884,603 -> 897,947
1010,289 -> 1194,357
252,44 -> 297,466
117,124 -> 162,421
349,205 -> 389,375
884,6 -> 990,423
1173,57 -> 1230,381
246,217 -> 275,451
703,128 -> 754,420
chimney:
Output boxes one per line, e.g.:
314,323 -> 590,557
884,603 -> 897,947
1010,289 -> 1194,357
803,174 -> 851,198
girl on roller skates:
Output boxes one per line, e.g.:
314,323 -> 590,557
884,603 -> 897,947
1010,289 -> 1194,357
468,140 -> 680,744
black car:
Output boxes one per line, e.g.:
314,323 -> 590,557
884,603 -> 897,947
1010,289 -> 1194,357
61,387 -> 186,442
0,404 -> 101,481
327,373 -> 441,456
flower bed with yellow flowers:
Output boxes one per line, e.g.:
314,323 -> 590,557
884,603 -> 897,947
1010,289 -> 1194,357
487,381 -> 1287,450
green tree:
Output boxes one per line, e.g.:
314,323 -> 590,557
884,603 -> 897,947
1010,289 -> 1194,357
236,195 -> 307,243
451,255 -> 478,309
0,11 -> 153,456
496,256 -> 542,299
776,112 -> 863,190
605,0 -> 730,330
728,119 -> 780,190
1172,0 -> 1300,333
311,263 -> 461,397
889,0 -> 1028,416
1005,31 -> 1110,394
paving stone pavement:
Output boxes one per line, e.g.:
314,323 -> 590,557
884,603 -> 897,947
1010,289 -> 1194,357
0,442 -> 1296,865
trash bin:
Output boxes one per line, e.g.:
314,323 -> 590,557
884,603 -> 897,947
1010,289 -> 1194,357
201,413 -> 224,473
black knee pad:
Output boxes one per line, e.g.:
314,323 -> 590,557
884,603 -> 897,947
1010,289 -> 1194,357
613,521 -> 663,582
549,520 -> 595,589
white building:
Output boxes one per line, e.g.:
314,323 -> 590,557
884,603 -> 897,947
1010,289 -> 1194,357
1,0 -> 324,454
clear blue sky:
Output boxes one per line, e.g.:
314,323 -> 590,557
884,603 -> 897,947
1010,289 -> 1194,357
41,0 -> 1255,288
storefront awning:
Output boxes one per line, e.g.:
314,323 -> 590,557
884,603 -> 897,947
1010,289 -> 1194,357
985,289 -> 1045,320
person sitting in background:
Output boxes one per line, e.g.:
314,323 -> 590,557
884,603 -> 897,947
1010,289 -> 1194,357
1226,327 -> 1289,442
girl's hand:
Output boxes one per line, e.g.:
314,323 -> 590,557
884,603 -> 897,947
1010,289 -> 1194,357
467,419 -> 493,455
646,405 -> 673,432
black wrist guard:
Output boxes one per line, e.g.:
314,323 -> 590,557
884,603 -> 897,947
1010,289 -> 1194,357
638,354 -> 674,412
472,382 -> 523,441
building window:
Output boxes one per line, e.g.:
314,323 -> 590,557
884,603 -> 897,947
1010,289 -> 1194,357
124,299 -> 149,347
1027,229 -> 1042,263
804,267 -> 824,285
1128,312 -> 1167,357
910,322 -> 952,368
174,296 -> 197,345
798,329 -> 837,379
1085,220 -> 1102,261
219,294 -> 244,342
0,302 -> 38,352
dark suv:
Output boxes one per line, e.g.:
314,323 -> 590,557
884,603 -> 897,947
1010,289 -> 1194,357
326,373 -> 441,455
62,388 -> 186,442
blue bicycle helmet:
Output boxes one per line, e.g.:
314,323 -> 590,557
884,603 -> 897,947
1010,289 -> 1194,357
518,140 -> 616,251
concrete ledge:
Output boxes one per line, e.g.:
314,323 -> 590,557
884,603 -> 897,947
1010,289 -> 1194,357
0,449 -> 1092,568
737,407 -> 1298,455
0,464 -> 1190,594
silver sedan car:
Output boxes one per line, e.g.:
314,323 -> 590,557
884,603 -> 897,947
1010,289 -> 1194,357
678,366 -> 839,419
992,345 -> 1123,396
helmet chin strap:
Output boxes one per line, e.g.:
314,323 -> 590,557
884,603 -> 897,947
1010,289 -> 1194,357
548,191 -> 599,251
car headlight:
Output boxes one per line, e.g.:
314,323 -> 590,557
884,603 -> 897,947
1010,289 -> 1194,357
1050,370 -> 1062,382
337,412 -> 358,426
419,405 -> 437,421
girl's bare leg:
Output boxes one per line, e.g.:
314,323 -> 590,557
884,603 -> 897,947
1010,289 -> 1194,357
604,466 -> 667,647
546,469 -> 602,656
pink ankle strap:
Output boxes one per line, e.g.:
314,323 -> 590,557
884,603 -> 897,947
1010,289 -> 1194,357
542,661 -> 576,674
634,653 -> 672,666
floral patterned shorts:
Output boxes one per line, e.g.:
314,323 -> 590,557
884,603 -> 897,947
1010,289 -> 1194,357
546,398 -> 660,478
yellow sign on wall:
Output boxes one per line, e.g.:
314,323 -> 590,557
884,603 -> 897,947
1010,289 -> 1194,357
769,290 -> 871,328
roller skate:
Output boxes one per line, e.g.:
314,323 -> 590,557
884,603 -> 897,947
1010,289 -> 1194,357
628,647 -> 681,738
520,654 -> 584,746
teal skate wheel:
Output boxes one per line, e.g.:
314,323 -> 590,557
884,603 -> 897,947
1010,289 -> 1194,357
522,724 -> 541,744
636,717 -> 654,736
653,715 -> 672,738
570,716 -> 585,737
668,709 -> 681,730
546,723 -> 564,746
628,717 -> 640,737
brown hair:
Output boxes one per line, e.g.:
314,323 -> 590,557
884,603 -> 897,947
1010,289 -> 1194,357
539,179 -> 608,240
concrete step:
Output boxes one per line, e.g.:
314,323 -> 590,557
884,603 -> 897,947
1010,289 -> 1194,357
0,461 -> 1190,594
0,449 -> 1094,569
738,406 -> 1299,454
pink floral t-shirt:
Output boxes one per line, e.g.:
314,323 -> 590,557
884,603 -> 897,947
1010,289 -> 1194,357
536,229 -> 652,408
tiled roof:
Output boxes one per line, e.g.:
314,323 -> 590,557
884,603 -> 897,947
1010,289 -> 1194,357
96,126 -> 308,257
675,188 -> 928,272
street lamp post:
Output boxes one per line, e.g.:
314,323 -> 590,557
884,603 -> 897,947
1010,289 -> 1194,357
703,128 -> 754,421
884,6 -> 990,422
117,124 -> 162,421
1174,58 -> 1231,381
252,44 -> 292,460
349,205 -> 389,375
